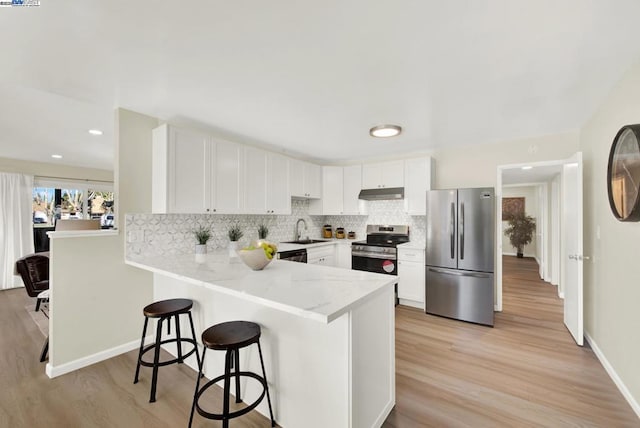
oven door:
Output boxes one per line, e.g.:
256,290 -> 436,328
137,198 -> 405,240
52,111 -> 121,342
352,254 -> 397,275
352,253 -> 398,305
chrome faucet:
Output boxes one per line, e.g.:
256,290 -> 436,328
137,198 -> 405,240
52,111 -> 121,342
295,218 -> 308,240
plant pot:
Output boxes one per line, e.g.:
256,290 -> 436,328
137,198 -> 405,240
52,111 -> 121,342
228,240 -> 239,257
195,244 -> 207,263
517,252 -> 524,258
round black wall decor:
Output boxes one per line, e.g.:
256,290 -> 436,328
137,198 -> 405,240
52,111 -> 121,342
607,124 -> 640,221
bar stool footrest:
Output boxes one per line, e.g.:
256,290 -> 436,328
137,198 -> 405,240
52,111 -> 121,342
195,371 -> 267,421
139,337 -> 198,368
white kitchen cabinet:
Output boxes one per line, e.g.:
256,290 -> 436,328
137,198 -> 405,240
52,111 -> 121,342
309,165 -> 366,215
404,156 -> 434,215
152,124 -> 243,214
336,243 -> 352,269
307,245 -> 336,266
362,160 -> 404,189
211,138 -> 243,214
290,159 -> 322,199
343,165 -> 366,215
397,247 -> 425,309
244,147 -> 291,215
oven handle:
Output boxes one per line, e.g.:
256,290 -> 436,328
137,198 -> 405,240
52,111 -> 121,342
352,251 -> 397,260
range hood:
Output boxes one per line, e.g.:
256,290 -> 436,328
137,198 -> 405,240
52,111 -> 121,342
358,187 -> 405,201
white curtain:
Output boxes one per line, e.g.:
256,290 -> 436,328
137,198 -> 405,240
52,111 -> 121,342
0,172 -> 34,289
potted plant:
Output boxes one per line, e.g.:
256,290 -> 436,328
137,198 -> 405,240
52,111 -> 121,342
257,223 -> 269,244
227,223 -> 244,257
504,213 -> 536,258
194,225 -> 212,262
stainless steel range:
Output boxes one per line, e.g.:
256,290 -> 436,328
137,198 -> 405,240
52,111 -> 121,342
352,225 -> 409,304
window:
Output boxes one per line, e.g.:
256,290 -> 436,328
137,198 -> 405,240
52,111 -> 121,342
32,179 -> 115,228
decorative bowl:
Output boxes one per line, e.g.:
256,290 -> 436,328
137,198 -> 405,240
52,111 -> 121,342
237,247 -> 274,270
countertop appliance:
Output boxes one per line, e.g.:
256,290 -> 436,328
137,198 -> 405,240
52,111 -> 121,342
277,248 -> 307,263
425,188 -> 495,326
352,225 -> 410,305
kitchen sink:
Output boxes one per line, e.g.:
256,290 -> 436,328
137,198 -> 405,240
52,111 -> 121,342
281,239 -> 329,245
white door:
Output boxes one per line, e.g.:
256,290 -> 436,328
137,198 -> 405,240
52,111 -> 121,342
168,127 -> 209,213
212,139 -> 243,214
244,147 -> 267,214
266,153 -> 291,214
562,152 -> 583,346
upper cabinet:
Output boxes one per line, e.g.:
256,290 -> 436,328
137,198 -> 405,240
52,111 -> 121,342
404,157 -> 434,215
362,160 -> 404,189
309,165 -> 366,215
153,125 -> 210,214
290,159 -> 322,199
244,147 -> 291,215
212,138 -> 244,214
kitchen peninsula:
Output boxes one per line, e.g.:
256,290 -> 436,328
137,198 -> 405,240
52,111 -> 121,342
125,250 -> 396,428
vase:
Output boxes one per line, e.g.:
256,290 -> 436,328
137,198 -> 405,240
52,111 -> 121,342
195,244 -> 207,263
228,241 -> 239,257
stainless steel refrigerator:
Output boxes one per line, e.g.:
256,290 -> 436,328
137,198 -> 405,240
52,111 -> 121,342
425,188 -> 495,326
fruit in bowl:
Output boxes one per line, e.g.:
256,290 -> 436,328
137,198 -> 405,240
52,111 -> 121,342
237,241 -> 278,270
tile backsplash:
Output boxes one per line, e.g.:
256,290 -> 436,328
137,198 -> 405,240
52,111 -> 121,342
126,199 -> 426,256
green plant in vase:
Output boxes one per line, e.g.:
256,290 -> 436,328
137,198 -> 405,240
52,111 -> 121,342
227,223 -> 244,257
504,213 -> 536,258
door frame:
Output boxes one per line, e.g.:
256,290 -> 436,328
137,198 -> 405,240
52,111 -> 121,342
496,159 -> 566,311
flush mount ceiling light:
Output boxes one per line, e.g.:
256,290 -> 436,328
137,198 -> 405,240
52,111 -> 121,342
370,124 -> 402,138
51,154 -> 63,159
88,129 -> 103,136
521,166 -> 533,170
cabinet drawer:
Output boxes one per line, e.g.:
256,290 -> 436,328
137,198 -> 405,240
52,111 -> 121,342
398,248 -> 425,263
306,245 -> 335,259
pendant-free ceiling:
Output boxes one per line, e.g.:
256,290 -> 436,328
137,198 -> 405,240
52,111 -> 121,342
370,124 -> 402,138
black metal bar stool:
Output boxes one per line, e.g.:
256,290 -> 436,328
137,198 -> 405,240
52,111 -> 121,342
133,298 -> 201,403
189,321 -> 275,428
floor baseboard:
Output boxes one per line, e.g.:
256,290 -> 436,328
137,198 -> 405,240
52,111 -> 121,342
46,336 -> 152,379
584,332 -> 640,419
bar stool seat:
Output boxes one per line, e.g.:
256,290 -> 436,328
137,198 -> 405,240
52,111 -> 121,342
189,321 -> 276,428
134,298 -> 201,403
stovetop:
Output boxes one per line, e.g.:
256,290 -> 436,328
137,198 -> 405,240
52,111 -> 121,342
351,224 -> 410,248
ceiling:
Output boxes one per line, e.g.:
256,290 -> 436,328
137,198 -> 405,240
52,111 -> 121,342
502,164 -> 563,186
2,1 -> 640,171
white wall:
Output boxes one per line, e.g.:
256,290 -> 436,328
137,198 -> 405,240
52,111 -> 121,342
48,109 -> 156,372
432,132 -> 579,189
501,186 -> 538,257
580,60 -> 640,415
0,156 -> 112,182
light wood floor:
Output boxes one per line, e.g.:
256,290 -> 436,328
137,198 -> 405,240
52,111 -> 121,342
383,256 -> 639,427
1,256 -> 638,427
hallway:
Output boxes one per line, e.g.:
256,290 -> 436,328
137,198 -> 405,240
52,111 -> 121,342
384,256 -> 639,427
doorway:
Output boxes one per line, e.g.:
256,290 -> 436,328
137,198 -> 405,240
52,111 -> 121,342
496,154 -> 584,346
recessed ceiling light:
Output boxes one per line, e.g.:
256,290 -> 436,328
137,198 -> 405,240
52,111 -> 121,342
51,154 -> 63,159
370,124 -> 402,138
88,129 -> 103,136
521,166 -> 533,170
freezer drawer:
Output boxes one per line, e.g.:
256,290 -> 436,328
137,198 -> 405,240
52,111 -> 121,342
426,266 -> 494,326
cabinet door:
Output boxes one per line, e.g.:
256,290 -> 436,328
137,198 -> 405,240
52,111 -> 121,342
168,126 -> 210,213
212,139 -> 243,214
362,163 -> 381,189
267,153 -> 291,214
243,147 -> 268,214
322,166 -> 344,215
336,244 -> 352,269
305,163 -> 322,198
289,159 -> 306,197
381,160 -> 405,188
398,260 -> 425,303
404,157 -> 432,215
343,165 -> 364,215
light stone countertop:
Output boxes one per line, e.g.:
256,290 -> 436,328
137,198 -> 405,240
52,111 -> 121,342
125,250 -> 395,324
397,241 -> 426,250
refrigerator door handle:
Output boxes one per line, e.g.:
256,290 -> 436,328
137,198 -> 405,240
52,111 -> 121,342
450,202 -> 455,259
428,267 -> 491,279
460,202 -> 465,260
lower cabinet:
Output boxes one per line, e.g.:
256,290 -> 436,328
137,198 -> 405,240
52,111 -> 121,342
397,247 -> 425,309
335,243 -> 352,269
307,245 -> 336,266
